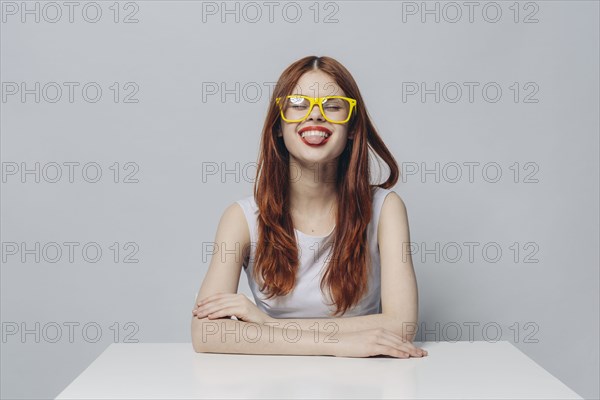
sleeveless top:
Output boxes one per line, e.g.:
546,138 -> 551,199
235,186 -> 394,319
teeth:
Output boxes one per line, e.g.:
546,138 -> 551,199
300,130 -> 331,138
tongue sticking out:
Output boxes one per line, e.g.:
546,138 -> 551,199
303,134 -> 327,145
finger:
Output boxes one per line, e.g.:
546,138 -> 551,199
197,293 -> 234,307
388,334 -> 426,357
206,307 -> 237,320
192,307 -> 203,316
409,345 -> 428,356
378,336 -> 422,358
197,299 -> 238,318
202,298 -> 253,319
194,305 -> 220,319
380,332 -> 423,357
374,343 -> 409,358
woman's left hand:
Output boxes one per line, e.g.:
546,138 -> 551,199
192,293 -> 274,325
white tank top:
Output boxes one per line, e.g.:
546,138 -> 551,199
236,186 -> 394,318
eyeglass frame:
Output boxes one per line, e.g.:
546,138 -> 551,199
275,95 -> 358,124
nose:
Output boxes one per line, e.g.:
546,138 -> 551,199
306,103 -> 325,121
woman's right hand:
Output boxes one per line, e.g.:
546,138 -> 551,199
330,328 -> 429,358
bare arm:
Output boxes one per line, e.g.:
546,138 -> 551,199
267,191 -> 420,342
263,314 -> 415,340
192,317 -> 338,356
191,192 -> 422,356
378,191 -> 419,342
191,202 -> 337,356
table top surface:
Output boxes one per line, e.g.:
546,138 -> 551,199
55,341 -> 582,399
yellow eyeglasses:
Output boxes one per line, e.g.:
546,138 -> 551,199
275,95 -> 357,124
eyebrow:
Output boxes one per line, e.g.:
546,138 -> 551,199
288,94 -> 343,98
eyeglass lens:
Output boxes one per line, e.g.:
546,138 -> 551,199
282,96 -> 351,122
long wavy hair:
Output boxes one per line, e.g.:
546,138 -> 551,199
251,56 -> 399,317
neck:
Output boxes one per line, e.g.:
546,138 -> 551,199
288,159 -> 338,217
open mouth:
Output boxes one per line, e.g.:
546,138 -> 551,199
298,130 -> 332,146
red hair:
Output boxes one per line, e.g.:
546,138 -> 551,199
251,56 -> 399,317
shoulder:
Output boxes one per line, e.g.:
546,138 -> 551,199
234,195 -> 258,214
218,199 -> 251,252
380,189 -> 406,214
377,189 -> 409,243
224,200 -> 246,221
373,187 -> 405,216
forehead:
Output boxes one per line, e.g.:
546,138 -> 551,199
292,70 -> 345,98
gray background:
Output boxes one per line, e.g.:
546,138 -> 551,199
1,1 -> 598,399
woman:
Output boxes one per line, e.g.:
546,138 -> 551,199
191,56 -> 428,359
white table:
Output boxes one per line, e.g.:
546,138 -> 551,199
55,341 -> 582,399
